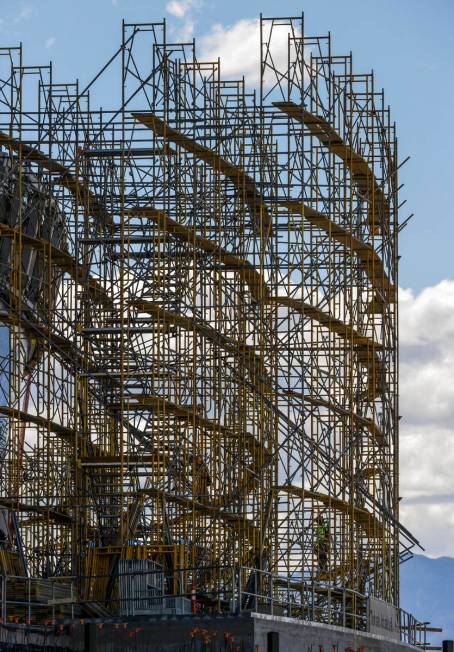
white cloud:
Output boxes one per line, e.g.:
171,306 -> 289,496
198,19 -> 261,86
166,0 -> 202,42
400,281 -> 454,430
167,1 -> 187,18
166,0 -> 199,19
165,15 -> 301,87
399,280 -> 454,556
13,7 -> 33,24
179,18 -> 195,42
45,37 -> 55,49
400,281 -> 454,349
400,424 -> 454,499
400,501 -> 454,559
198,18 -> 303,89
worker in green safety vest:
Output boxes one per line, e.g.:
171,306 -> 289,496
315,515 -> 330,574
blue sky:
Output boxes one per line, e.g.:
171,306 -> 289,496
0,0 -> 453,290
1,0 -> 454,561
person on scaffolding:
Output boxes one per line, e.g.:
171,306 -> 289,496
315,514 -> 330,575
0,509 -> 10,550
192,454 -> 211,503
354,466 -> 367,509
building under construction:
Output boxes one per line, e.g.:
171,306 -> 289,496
0,13 -> 431,652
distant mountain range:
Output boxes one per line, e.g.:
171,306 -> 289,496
400,554 -> 454,648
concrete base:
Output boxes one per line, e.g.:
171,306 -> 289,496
1,612 -> 420,651
253,613 -> 418,652
0,623 -> 81,650
83,612 -> 418,651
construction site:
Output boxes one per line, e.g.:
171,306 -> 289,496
0,12 -> 438,652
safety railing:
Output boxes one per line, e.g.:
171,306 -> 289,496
399,607 -> 430,648
235,566 -> 368,631
0,574 -> 77,624
0,566 -> 429,647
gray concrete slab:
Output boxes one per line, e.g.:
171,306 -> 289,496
252,612 -> 419,652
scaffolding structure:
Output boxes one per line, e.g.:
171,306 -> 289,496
0,14 -> 418,618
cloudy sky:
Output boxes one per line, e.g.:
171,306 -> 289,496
0,0 -> 453,558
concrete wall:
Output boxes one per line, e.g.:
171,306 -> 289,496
1,613 -> 421,651
85,613 -> 254,651
85,612 -> 420,651
253,613 -> 419,652
0,623 -> 84,650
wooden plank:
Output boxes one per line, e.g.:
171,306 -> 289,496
0,497 -> 72,525
0,224 -> 113,308
0,309 -> 88,371
283,390 -> 384,446
0,132 -> 112,226
140,487 -> 259,545
131,113 -> 272,237
79,453 -> 167,467
130,300 -> 269,385
280,201 -> 395,300
273,102 -> 389,233
0,406 -> 74,442
128,206 -> 268,301
276,484 -> 382,537
125,393 -> 271,472
265,295 -> 381,349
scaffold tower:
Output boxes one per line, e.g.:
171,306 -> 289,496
0,14 -> 419,619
